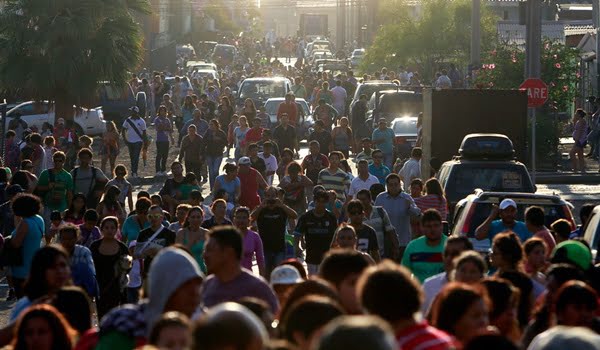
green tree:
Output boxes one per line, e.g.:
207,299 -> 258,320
361,0 -> 498,80
0,0 -> 150,120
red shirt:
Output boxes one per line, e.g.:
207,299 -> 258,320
243,127 -> 263,147
238,168 -> 261,210
277,102 -> 298,125
395,321 -> 456,350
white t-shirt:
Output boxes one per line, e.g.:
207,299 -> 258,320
348,174 -> 380,198
422,272 -> 448,314
122,117 -> 147,143
398,158 -> 421,189
259,152 -> 278,185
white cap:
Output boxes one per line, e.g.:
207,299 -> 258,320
238,156 -> 251,166
129,106 -> 140,114
270,265 -> 303,285
499,198 -> 517,210
57,118 -> 65,124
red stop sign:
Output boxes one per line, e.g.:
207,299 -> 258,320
519,78 -> 549,108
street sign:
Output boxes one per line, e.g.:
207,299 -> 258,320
519,78 -> 549,108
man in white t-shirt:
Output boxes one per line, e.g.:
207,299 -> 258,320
398,147 -> 422,191
331,80 -> 348,116
348,159 -> 379,198
121,106 -> 147,178
259,141 -> 278,186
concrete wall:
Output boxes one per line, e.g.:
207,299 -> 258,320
421,89 -> 528,175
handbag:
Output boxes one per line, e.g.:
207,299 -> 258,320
0,236 -> 24,267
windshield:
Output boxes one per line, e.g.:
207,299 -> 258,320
447,165 -> 534,202
214,46 -> 235,56
352,50 -> 364,57
380,94 -> 422,115
313,43 -> 330,51
240,81 -> 286,100
392,119 -> 418,135
265,100 -> 310,115
354,84 -> 398,101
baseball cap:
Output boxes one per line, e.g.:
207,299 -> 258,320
6,184 -> 24,197
270,265 -> 303,286
238,156 -> 251,166
499,198 -> 517,210
129,106 -> 140,114
551,240 -> 592,271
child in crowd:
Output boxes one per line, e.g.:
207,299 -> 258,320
42,136 -> 57,171
126,240 -> 143,304
179,173 -> 202,201
78,209 -> 101,248
45,210 -> 65,245
168,204 -> 191,233
214,189 -> 235,218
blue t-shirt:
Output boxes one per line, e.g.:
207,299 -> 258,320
216,175 -> 240,203
489,220 -> 531,243
368,163 -> 391,184
11,215 -> 44,279
372,128 -> 395,154
121,215 -> 151,243
154,116 -> 172,142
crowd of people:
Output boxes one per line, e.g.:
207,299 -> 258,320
0,39 -> 599,350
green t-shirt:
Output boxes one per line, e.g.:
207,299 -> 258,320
401,235 -> 447,283
38,169 -> 74,211
179,184 -> 201,200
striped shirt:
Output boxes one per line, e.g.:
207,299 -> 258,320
396,321 -> 456,350
414,195 -> 448,220
317,167 -> 351,201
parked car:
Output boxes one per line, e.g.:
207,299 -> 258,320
349,48 -> 365,68
211,44 -> 237,67
96,82 -> 146,129
391,117 -> 418,160
349,80 -> 399,128
4,101 -> 107,136
235,77 -> 292,109
437,133 -> 535,217
583,205 -> 600,261
452,190 -> 575,252
263,97 -> 314,140
186,61 -> 218,73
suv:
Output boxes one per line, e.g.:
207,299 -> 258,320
349,81 -> 399,128
583,205 -> 600,261
452,190 -> 575,252
235,77 -> 292,109
437,134 -> 535,216
96,82 -> 146,128
367,89 -> 423,129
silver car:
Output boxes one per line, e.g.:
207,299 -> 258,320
264,97 -> 314,140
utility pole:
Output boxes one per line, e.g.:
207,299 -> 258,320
525,0 -> 542,183
470,0 -> 481,69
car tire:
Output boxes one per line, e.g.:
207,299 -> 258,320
136,92 -> 147,117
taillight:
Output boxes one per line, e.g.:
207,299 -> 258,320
461,204 -> 477,236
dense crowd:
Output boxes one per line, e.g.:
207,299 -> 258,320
0,38 -> 599,350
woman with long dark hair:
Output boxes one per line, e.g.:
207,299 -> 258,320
175,206 -> 208,273
96,185 -> 126,224
9,194 -> 45,298
10,245 -> 72,322
63,193 -> 86,226
241,98 -> 257,121
90,216 -> 130,319
217,96 -> 235,133
11,304 -> 76,350
414,178 -> 448,221
203,119 -> 228,188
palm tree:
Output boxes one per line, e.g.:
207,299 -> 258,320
0,0 -> 151,120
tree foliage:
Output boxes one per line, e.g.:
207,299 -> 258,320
361,0 -> 498,80
0,0 -> 151,119
474,40 -> 580,112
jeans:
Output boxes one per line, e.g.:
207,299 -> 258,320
127,142 -> 143,174
383,152 -> 394,169
156,141 -> 169,172
206,156 -> 223,188
264,250 -> 286,277
185,161 -> 203,179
